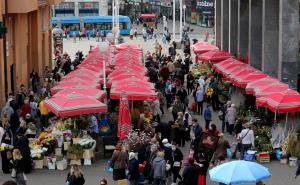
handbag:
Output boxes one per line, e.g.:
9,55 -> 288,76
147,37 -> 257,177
11,169 -> 16,178
173,161 -> 181,167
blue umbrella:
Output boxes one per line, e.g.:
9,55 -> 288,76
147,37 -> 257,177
209,160 -> 271,185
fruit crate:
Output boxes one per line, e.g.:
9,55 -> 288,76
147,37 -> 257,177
256,152 -> 270,163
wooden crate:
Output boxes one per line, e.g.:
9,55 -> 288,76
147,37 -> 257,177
256,152 -> 270,163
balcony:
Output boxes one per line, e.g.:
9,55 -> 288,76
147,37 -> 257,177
8,0 -> 38,13
47,0 -> 65,5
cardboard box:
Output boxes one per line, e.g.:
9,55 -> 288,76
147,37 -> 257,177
69,159 -> 81,166
34,160 -> 44,169
55,148 -> 62,156
57,160 -> 67,170
84,159 -> 92,166
64,142 -> 71,151
82,149 -> 94,159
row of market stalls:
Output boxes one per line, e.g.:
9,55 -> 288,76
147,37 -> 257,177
26,42 -> 156,170
192,42 -> 300,166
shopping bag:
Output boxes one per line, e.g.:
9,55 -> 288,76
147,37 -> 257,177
117,179 -> 128,185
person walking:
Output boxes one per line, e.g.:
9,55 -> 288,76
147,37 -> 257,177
238,123 -> 254,160
203,104 -> 212,130
226,104 -> 236,135
134,28 -> 138,38
111,144 -> 128,181
152,152 -> 167,185
295,163 -> 300,178
196,87 -> 204,115
142,28 -> 147,42
65,165 -> 85,185
182,158 -> 200,185
130,28 -> 134,40
1,117 -> 14,174
128,152 -> 140,185
171,142 -> 183,184
13,149 -> 26,185
172,97 -> 183,121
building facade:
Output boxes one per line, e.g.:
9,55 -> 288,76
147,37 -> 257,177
215,0 -> 299,88
0,0 -> 64,106
53,0 -> 108,17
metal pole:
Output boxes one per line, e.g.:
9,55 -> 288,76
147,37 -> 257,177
183,5 -> 186,27
112,0 -> 115,27
115,0 -> 119,44
179,0 -> 183,41
172,0 -> 176,41
3,0 -> 8,99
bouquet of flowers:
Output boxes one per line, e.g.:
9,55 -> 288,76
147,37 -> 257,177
0,143 -> 13,151
31,147 -> 48,160
78,138 -> 96,150
125,130 -> 151,152
63,130 -> 72,141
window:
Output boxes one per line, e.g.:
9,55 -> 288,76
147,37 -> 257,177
62,23 -> 80,31
55,2 -> 75,10
78,2 -> 99,9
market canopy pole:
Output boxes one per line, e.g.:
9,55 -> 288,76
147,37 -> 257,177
173,0 -> 176,40
99,41 -> 109,91
179,0 -> 183,41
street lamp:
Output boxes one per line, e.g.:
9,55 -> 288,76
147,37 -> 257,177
183,5 -> 186,27
99,42 -> 109,91
52,26 -> 64,56
179,0 -> 183,41
172,0 -> 175,41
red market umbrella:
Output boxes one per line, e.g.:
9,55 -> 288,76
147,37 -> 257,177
117,96 -> 132,140
116,43 -> 142,51
111,80 -> 155,89
233,72 -> 269,88
213,58 -> 245,74
61,76 -> 101,84
192,42 -> 219,54
256,90 -> 300,113
254,83 -> 290,97
53,88 -> 106,101
108,77 -> 151,88
228,68 -> 257,82
110,87 -> 157,101
67,68 -> 102,78
245,77 -> 281,94
51,81 -> 100,95
197,50 -> 233,62
44,95 -> 107,117
108,71 -> 147,79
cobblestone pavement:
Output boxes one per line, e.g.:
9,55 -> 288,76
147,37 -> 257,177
0,31 -> 299,185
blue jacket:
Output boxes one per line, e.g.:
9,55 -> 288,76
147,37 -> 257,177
128,158 -> 140,180
152,156 -> 166,179
204,108 -> 212,121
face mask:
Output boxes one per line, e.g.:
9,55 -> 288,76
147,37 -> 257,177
172,147 -> 176,151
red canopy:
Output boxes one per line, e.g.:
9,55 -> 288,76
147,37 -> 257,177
228,68 -> 257,81
53,88 -> 106,101
213,58 -> 245,74
256,90 -> 300,113
61,76 -> 101,84
197,50 -> 233,62
44,95 -> 107,117
245,77 -> 281,95
111,81 -> 155,89
108,77 -> 152,88
108,71 -> 147,79
116,43 -> 142,51
51,81 -> 100,95
140,14 -> 156,18
254,83 -> 289,97
192,42 -> 219,54
110,86 -> 157,100
67,68 -> 102,78
233,72 -> 269,88
117,96 -> 132,140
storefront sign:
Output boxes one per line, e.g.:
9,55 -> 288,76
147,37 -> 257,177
197,0 -> 214,9
191,12 -> 197,24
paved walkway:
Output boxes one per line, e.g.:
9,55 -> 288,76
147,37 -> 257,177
0,35 -> 299,185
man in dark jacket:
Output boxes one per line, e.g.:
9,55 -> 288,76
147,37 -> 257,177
182,158 -> 200,185
295,163 -> 300,179
128,152 -> 140,185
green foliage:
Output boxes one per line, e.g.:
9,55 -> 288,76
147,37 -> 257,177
67,144 -> 83,156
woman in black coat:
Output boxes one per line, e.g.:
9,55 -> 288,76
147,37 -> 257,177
1,121 -> 14,174
16,133 -> 32,173
128,153 -> 140,185
182,158 -> 200,185
171,143 -> 184,183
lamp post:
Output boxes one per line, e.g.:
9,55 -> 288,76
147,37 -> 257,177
179,0 -> 183,41
52,26 -> 64,57
183,5 -> 186,27
112,0 -> 115,28
99,42 -> 109,91
172,0 -> 176,41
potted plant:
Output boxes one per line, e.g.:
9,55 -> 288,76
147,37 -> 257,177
67,144 -> 83,160
285,131 -> 300,166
